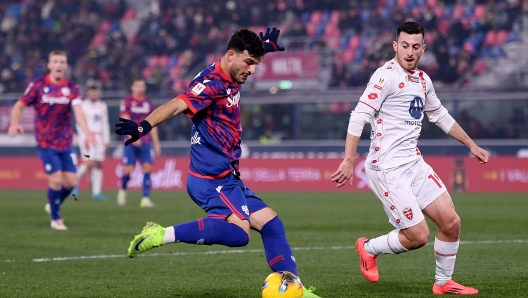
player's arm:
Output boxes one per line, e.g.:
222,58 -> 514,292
102,103 -> 111,149
8,101 -> 26,137
424,78 -> 488,164
73,104 -> 97,146
331,103 -> 374,187
115,97 -> 189,145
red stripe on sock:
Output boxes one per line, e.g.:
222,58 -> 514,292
198,218 -> 204,231
268,255 -> 285,267
207,214 -> 227,220
219,192 -> 245,220
434,250 -> 457,257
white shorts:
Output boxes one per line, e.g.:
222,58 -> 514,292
365,157 -> 447,229
78,135 -> 106,162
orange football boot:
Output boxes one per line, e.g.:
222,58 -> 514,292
356,237 -> 379,283
433,280 -> 479,295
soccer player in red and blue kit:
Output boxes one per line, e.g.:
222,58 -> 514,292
115,28 -> 320,297
117,78 -> 160,208
8,50 -> 96,231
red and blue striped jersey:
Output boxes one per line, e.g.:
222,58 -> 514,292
179,61 -> 242,178
19,74 -> 81,150
119,95 -> 155,144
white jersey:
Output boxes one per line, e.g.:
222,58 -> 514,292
358,59 -> 442,170
77,98 -> 110,145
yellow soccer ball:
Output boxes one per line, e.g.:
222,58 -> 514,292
262,271 -> 303,298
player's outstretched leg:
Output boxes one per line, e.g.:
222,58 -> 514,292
117,174 -> 130,206
127,218 -> 249,257
48,188 -> 68,231
257,216 -> 321,298
140,173 -> 154,208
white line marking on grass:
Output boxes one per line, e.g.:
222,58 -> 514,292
3,239 -> 527,263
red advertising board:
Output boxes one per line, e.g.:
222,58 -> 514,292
0,106 -> 35,133
0,157 -> 526,192
252,52 -> 319,81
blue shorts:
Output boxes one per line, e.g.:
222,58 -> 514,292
37,147 -> 77,174
186,173 -> 269,221
123,144 -> 153,165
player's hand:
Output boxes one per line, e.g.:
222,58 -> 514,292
154,143 -> 161,157
114,118 -> 152,146
259,27 -> 285,53
330,160 -> 355,187
85,131 -> 97,147
470,145 -> 489,164
8,123 -> 24,137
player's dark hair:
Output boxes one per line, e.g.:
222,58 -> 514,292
48,50 -> 67,60
396,22 -> 425,43
226,29 -> 266,58
132,77 -> 145,84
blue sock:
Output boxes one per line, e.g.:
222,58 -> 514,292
48,188 -> 62,220
173,218 -> 249,247
59,186 -> 72,204
121,174 -> 130,190
259,216 -> 298,276
142,173 -> 151,197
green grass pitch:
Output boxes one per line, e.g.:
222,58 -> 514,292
1,190 -> 527,297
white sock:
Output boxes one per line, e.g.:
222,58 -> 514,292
91,168 -> 103,195
77,163 -> 88,181
163,226 -> 175,244
365,229 -> 408,256
434,237 -> 459,286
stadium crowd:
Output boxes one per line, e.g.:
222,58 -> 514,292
0,0 -> 526,141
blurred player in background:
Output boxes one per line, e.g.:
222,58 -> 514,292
75,80 -> 110,201
117,78 -> 160,208
331,22 -> 488,295
8,50 -> 96,231
115,28 -> 320,298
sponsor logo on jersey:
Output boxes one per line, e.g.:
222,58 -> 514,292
367,93 -> 378,100
192,83 -> 206,95
216,185 -> 223,193
130,101 -> 150,114
404,120 -> 422,126
374,84 -> 383,90
44,87 -> 49,93
42,95 -> 70,105
226,92 -> 240,107
398,82 -> 405,89
406,75 -> 420,83
409,96 -> 424,119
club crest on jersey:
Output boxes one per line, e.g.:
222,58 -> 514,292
192,83 -> 206,95
44,87 -> 49,93
403,207 -> 413,220
61,87 -> 71,96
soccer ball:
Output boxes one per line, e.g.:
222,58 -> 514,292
262,271 -> 303,298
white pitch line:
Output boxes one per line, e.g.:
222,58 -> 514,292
2,239 -> 526,263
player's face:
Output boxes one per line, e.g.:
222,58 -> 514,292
393,32 -> 425,72
228,50 -> 261,84
131,80 -> 146,97
47,54 -> 68,80
87,89 -> 100,101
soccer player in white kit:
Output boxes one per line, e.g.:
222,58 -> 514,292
76,82 -> 110,201
331,22 -> 488,295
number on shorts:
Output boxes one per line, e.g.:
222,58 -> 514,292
70,153 -> 78,166
428,173 -> 442,188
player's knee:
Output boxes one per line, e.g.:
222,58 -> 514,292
442,215 -> 461,238
142,163 -> 152,173
48,174 -> 62,189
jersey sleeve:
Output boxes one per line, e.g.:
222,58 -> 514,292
357,68 -> 394,112
19,81 -> 39,106
178,79 -> 224,117
423,73 -> 442,112
70,84 -> 82,106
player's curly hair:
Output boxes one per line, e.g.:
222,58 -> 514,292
396,21 -> 425,42
226,29 -> 266,58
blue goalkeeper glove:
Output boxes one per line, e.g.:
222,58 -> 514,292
114,118 -> 152,146
259,27 -> 285,53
